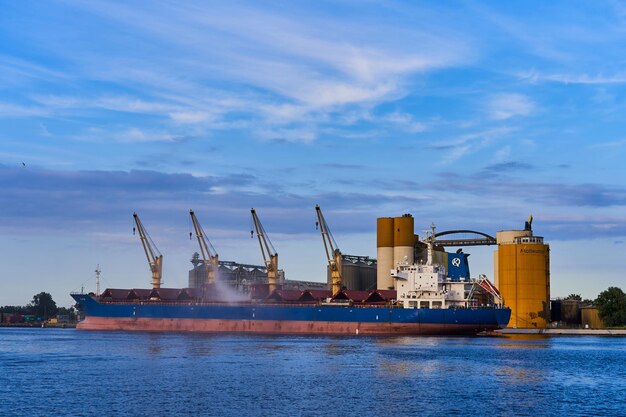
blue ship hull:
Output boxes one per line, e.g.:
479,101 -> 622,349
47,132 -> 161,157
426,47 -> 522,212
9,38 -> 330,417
72,294 -> 511,335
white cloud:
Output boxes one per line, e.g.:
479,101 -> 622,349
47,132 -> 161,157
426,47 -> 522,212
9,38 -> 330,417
169,111 -> 213,124
443,144 -> 471,163
61,1 -> 474,131
487,93 -> 535,120
494,145 -> 511,161
0,103 -> 49,118
522,72 -> 626,85
437,127 -> 516,164
382,112 -> 428,133
589,139 -> 626,149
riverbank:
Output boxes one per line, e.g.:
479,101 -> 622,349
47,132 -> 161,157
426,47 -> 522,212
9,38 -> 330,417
497,328 -> 626,335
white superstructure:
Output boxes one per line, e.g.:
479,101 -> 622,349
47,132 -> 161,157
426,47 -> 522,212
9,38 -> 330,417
391,226 -> 503,309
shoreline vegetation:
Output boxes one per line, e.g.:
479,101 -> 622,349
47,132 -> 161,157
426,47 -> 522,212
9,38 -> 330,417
0,323 -> 76,328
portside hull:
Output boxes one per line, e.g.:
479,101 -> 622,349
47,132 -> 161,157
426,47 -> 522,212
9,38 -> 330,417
72,294 -> 511,336
77,316 -> 502,335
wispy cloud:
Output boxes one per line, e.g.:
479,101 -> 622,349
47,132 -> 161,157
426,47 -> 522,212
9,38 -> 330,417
589,138 -> 626,149
0,102 -> 50,118
432,127 -> 516,163
519,70 -> 626,85
486,93 -> 535,120
6,0 -> 475,141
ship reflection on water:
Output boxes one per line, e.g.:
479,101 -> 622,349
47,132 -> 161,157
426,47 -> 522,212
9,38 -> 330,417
497,334 -> 552,349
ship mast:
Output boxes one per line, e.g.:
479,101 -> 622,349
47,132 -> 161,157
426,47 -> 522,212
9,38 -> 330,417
95,264 -> 101,296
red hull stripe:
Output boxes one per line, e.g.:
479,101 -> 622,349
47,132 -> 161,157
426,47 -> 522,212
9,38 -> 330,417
78,317 -> 499,335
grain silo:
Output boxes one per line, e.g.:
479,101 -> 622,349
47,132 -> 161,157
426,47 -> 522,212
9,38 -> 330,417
328,255 -> 377,291
495,217 -> 550,328
393,214 -> 415,268
376,217 -> 395,290
377,214 -> 415,290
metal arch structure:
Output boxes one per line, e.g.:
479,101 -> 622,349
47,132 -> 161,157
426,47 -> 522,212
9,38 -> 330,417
427,229 -> 497,247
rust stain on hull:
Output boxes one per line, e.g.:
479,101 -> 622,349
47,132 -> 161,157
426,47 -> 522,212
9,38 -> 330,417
77,317 -> 498,335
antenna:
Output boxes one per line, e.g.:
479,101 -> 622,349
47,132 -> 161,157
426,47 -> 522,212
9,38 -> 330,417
95,264 -> 101,296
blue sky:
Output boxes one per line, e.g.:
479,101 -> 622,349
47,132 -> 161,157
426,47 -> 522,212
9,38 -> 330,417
1,1 -> 626,306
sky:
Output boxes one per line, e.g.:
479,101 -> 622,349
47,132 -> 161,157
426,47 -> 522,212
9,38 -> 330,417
1,0 -> 626,307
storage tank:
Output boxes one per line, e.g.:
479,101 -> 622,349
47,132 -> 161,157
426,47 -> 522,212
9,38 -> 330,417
550,299 -> 562,322
496,229 -> 550,328
340,261 -> 359,290
393,214 -> 414,268
329,256 -> 377,291
377,217 -> 395,290
561,299 -> 581,325
581,307 -> 604,329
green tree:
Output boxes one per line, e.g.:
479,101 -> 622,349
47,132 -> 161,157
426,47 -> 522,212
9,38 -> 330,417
0,305 -> 30,315
595,287 -> 626,327
565,294 -> 582,301
57,306 -> 75,320
29,292 -> 58,320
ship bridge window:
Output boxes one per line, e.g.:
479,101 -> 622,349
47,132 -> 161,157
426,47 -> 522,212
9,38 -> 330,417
420,301 -> 429,309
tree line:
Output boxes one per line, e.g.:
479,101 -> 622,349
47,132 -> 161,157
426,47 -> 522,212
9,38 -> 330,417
0,292 -> 73,320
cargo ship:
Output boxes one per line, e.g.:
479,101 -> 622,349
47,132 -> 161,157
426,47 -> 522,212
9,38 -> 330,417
72,236 -> 510,335
72,210 -> 510,335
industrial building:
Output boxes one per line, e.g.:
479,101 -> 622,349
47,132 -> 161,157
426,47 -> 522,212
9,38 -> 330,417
188,253 -> 326,293
326,255 -> 377,291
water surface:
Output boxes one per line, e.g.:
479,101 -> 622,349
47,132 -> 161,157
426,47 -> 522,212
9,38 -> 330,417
1,328 -> 624,416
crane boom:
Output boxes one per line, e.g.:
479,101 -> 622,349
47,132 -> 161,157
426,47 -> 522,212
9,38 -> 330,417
190,209 -> 219,285
250,208 -> 278,293
315,205 -> 342,295
133,212 -> 163,289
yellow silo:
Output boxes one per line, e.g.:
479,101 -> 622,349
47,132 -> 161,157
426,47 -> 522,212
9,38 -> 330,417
376,217 -> 395,290
393,215 -> 415,268
496,228 -> 550,328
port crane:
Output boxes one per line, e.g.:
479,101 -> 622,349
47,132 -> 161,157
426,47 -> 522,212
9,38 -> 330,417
133,212 -> 163,289
189,209 -> 219,285
250,208 -> 278,293
315,205 -> 342,295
